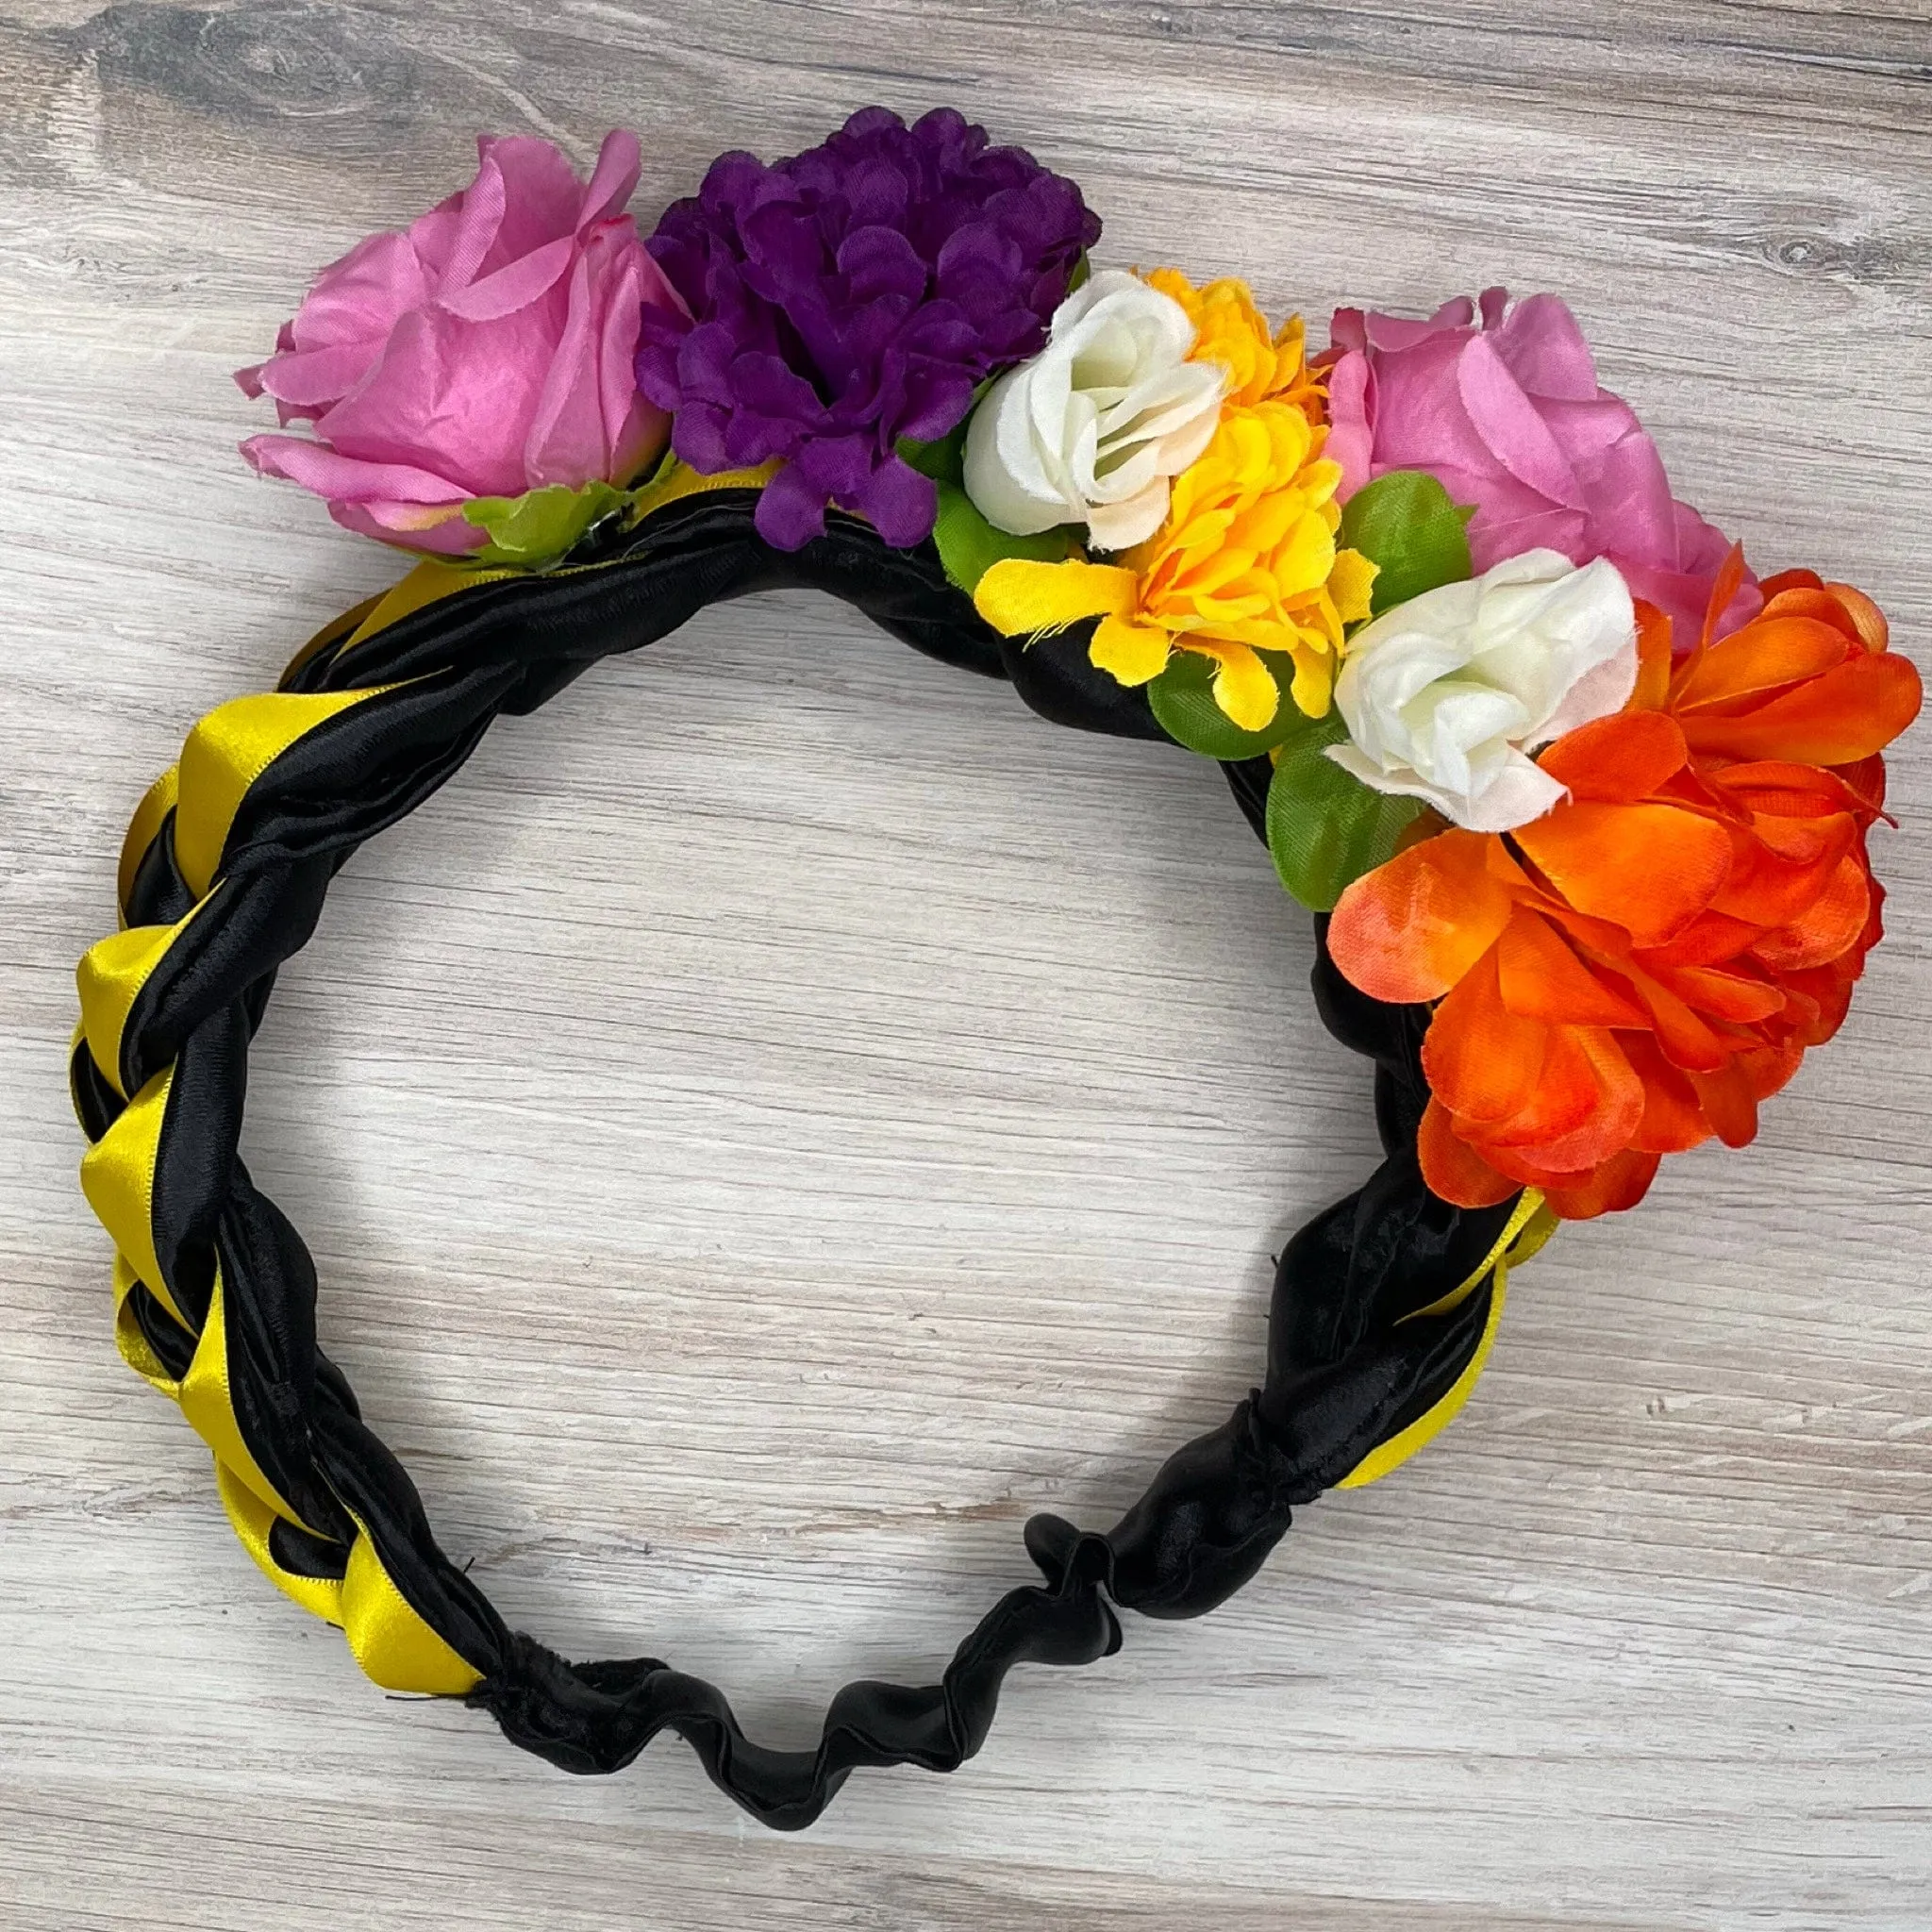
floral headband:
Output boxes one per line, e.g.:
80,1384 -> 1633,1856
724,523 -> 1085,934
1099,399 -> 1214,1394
74,109 -> 1919,1827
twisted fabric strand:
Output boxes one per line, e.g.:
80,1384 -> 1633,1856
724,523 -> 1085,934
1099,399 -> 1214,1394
73,490 -> 1551,1828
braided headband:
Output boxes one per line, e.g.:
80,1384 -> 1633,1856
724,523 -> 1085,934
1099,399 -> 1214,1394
74,111 -> 1918,1829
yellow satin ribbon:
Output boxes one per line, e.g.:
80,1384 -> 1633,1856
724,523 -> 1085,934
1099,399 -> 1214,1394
341,558 -> 520,647
1336,1190 -> 1557,1489
82,597 -> 508,1695
77,899 -> 210,1101
216,1471 -> 482,1694
78,1063 -> 181,1326
109,1243 -> 481,1693
622,457 -> 778,525
175,686 -> 393,897
116,764 -> 179,923
85,478 -> 822,1703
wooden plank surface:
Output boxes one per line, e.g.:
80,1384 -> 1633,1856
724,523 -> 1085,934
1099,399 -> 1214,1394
3,2 -> 1929,1924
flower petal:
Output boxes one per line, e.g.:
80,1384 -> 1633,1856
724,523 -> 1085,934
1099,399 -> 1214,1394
1090,613 -> 1174,688
523,252 -> 607,487
1481,1024 -> 1643,1164
1677,651 -> 1922,764
1657,964 -> 1787,1024
1823,581 -> 1888,652
1417,1097 -> 1522,1208
1709,811 -> 1856,929
1704,759 -> 1879,822
1535,710 -> 1688,803
1421,942 -> 1548,1123
974,558 -> 1140,638
1672,614 -> 1849,713
753,458 -> 829,550
1620,964 -> 1738,1073
1328,829 -> 1521,1004
1539,1149 -> 1661,1220
579,127 -> 643,229
1457,333 -> 1584,508
1749,855 -> 1872,972
1622,1033 -> 1712,1154
1630,599 -> 1674,709
240,433 -> 466,507
1512,801 -> 1732,946
1687,1059 -> 1759,1148
1195,641 -> 1281,731
1496,908 -> 1648,1025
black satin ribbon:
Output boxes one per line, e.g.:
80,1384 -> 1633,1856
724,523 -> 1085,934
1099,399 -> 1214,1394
81,490 -> 1517,1828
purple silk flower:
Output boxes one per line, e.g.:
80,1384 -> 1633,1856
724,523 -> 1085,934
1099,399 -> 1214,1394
636,107 -> 1101,550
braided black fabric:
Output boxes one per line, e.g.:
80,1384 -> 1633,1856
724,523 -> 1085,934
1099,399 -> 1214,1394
76,489 -> 1520,1829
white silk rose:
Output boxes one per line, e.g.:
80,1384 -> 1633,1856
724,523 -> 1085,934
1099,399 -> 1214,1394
962,269 -> 1226,550
1327,549 -> 1639,833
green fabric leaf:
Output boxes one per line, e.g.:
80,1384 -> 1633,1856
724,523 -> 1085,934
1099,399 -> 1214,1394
929,478 -> 1078,594
462,479 -> 631,570
898,423 -> 967,484
1338,470 -> 1475,615
1265,708 -> 1424,911
1147,650 -> 1309,759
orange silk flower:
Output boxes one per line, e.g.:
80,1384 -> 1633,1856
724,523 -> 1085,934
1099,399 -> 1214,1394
1326,556 -> 1921,1218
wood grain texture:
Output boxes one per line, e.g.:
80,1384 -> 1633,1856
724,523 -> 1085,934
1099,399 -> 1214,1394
2,2 -> 1929,1924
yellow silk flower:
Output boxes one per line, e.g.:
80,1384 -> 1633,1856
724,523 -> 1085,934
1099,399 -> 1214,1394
1143,268 -> 1324,415
974,275 -> 1377,730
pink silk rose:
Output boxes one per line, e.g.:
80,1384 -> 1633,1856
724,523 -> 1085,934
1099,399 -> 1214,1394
237,129 -> 683,555
1322,288 -> 1758,644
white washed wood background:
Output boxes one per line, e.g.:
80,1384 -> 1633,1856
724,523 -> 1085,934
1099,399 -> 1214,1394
2,3 -> 1929,1926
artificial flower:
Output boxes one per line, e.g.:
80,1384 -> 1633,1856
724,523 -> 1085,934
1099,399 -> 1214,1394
636,107 -> 1099,553
961,270 -> 1225,550
975,394 -> 1376,730
1328,549 -> 1637,833
238,130 -> 678,556
1142,269 -> 1323,414
1321,289 -> 1757,648
1327,561 -> 1920,1218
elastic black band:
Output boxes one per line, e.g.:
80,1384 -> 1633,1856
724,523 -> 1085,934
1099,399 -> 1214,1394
82,490 -> 1517,1828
